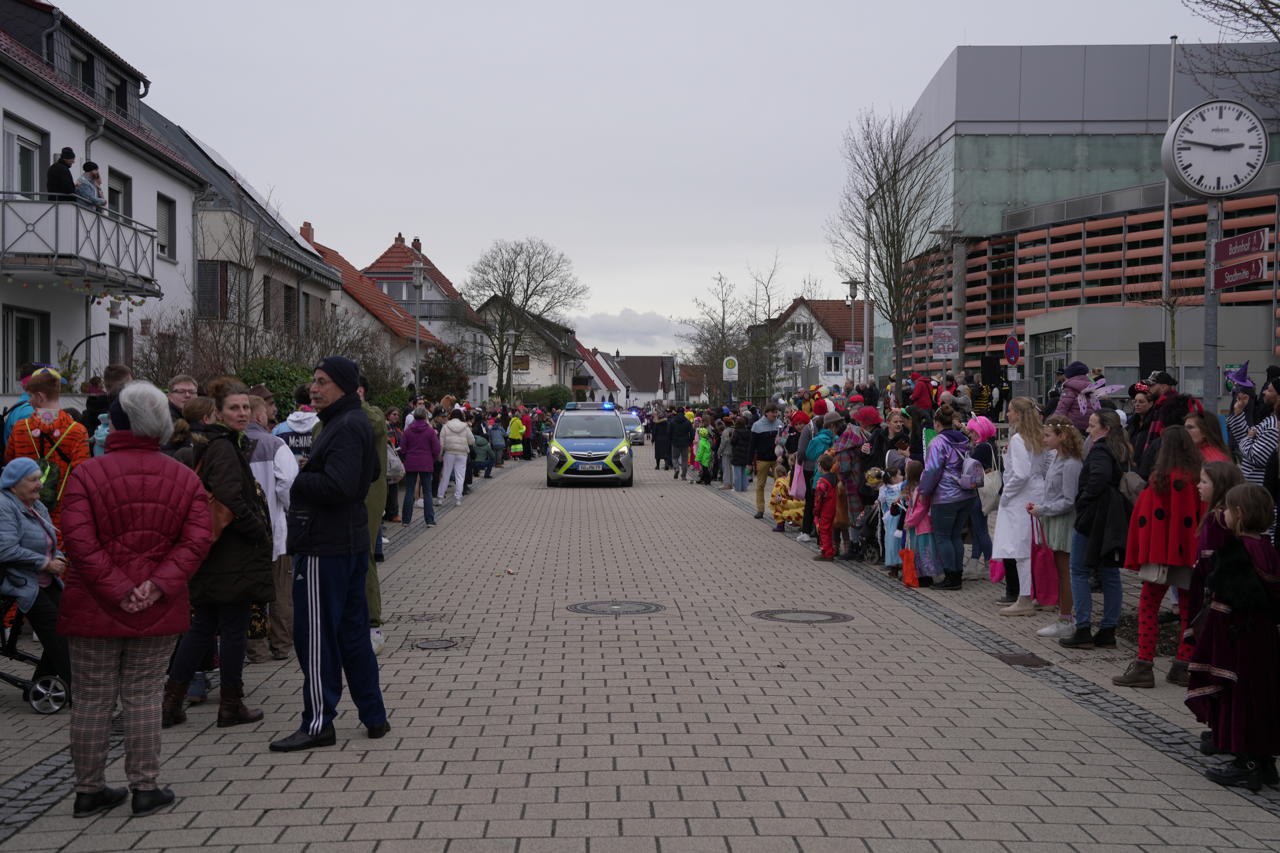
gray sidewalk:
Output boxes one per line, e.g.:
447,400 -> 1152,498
2,456 -> 1279,851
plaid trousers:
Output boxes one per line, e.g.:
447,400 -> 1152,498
69,634 -> 174,793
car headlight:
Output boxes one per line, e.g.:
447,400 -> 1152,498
550,447 -> 566,464
615,445 -> 630,458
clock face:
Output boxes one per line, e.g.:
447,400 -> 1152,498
1162,100 -> 1270,198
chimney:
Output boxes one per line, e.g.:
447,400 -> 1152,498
300,221 -> 314,242
394,232 -> 405,245
412,237 -> 422,253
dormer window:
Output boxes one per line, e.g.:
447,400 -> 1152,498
104,74 -> 128,116
69,47 -> 94,95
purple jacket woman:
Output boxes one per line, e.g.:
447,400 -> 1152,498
399,416 -> 441,526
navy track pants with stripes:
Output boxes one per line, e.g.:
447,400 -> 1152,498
292,553 -> 387,734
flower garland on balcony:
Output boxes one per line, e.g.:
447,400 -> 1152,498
0,273 -> 149,307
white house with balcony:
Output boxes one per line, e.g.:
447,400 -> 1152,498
0,1 -> 203,398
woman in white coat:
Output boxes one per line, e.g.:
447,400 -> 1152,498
992,397 -> 1049,615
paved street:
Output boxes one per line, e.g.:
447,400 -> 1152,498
3,457 -> 1280,852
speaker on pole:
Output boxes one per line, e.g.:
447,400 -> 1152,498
1138,341 -> 1165,381
981,355 -> 1001,386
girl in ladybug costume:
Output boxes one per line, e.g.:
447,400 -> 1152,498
1115,425 -> 1203,688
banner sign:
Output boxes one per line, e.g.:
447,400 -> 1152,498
933,322 -> 960,358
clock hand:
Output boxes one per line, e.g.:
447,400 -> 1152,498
1180,139 -> 1226,150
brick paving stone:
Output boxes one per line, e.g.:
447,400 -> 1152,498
4,460 -> 1280,851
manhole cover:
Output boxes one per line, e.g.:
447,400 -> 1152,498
566,601 -> 666,615
751,610 -> 853,624
991,652 -> 1052,668
415,639 -> 458,650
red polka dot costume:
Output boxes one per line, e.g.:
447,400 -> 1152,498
1126,469 -> 1203,663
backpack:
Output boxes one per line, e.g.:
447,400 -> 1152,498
24,420 -> 72,507
957,449 -> 985,491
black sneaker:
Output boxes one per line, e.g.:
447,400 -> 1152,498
130,787 -> 176,818
73,786 -> 127,818
269,725 -> 337,752
753,512 -> 764,519
1058,626 -> 1095,649
1091,626 -> 1117,648
933,574 -> 962,591
1206,758 -> 1263,792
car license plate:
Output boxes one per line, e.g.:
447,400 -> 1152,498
578,463 -> 603,472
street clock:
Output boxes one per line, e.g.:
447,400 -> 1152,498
1161,99 -> 1269,198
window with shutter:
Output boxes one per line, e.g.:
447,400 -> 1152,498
196,260 -> 220,319
155,194 -> 175,258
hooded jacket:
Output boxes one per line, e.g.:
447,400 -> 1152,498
287,392 -> 376,556
750,414 -> 781,463
274,409 -> 319,462
918,429 -> 973,504
245,421 -> 298,561
1053,374 -> 1094,432
440,418 -> 477,455
400,419 -> 442,472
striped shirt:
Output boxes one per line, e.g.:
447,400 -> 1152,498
1227,411 -> 1278,485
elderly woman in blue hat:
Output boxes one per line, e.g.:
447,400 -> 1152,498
0,456 -> 72,694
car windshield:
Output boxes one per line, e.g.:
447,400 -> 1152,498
621,415 -> 641,429
556,414 -> 624,440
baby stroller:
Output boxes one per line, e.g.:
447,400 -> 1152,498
845,500 -> 883,564
0,598 -> 69,714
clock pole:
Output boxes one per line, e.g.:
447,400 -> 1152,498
1204,198 -> 1222,409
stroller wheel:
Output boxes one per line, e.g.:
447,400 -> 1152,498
28,675 -> 68,714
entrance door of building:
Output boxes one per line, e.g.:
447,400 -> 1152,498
2,306 -> 50,394
1030,329 -> 1071,407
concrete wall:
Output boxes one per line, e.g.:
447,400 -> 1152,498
1024,304 -> 1274,399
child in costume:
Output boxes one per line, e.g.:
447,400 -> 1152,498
1186,483 -> 1280,791
812,452 -> 839,561
903,459 -> 938,586
878,462 -> 906,573
770,461 -> 804,531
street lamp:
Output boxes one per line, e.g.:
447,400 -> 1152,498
929,226 -> 964,375
843,278 -> 862,385
504,328 -> 517,405
409,258 -> 426,394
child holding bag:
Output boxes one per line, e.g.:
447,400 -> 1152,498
1028,415 -> 1084,639
812,452 -> 839,561
1115,424 -> 1203,688
1186,483 -> 1280,791
770,461 -> 804,532
903,460 -> 938,587
878,462 -> 906,576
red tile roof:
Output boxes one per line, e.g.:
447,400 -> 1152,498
773,298 -> 873,350
301,225 -> 440,346
363,234 -> 480,322
678,364 -> 705,398
575,340 -> 619,391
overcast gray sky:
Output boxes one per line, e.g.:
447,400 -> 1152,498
70,1 -> 1222,354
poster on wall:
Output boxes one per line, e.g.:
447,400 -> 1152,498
933,322 -> 960,359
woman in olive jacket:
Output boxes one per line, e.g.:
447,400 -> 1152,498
163,377 -> 273,729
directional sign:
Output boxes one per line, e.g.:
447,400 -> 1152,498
1214,256 -> 1269,291
1004,336 -> 1020,366
1214,228 -> 1270,264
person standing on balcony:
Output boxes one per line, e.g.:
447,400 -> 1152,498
74,162 -> 105,208
46,147 -> 76,201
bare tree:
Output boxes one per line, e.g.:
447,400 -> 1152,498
1181,1 -> 1280,106
677,273 -> 748,405
461,237 -> 588,402
827,109 -> 950,385
742,253 -> 786,400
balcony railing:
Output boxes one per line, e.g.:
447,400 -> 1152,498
0,192 -> 158,296
406,299 -> 466,321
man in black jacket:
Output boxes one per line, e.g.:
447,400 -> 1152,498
47,146 -> 76,200
270,355 -> 389,752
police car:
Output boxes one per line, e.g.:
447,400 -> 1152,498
546,402 -> 634,487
